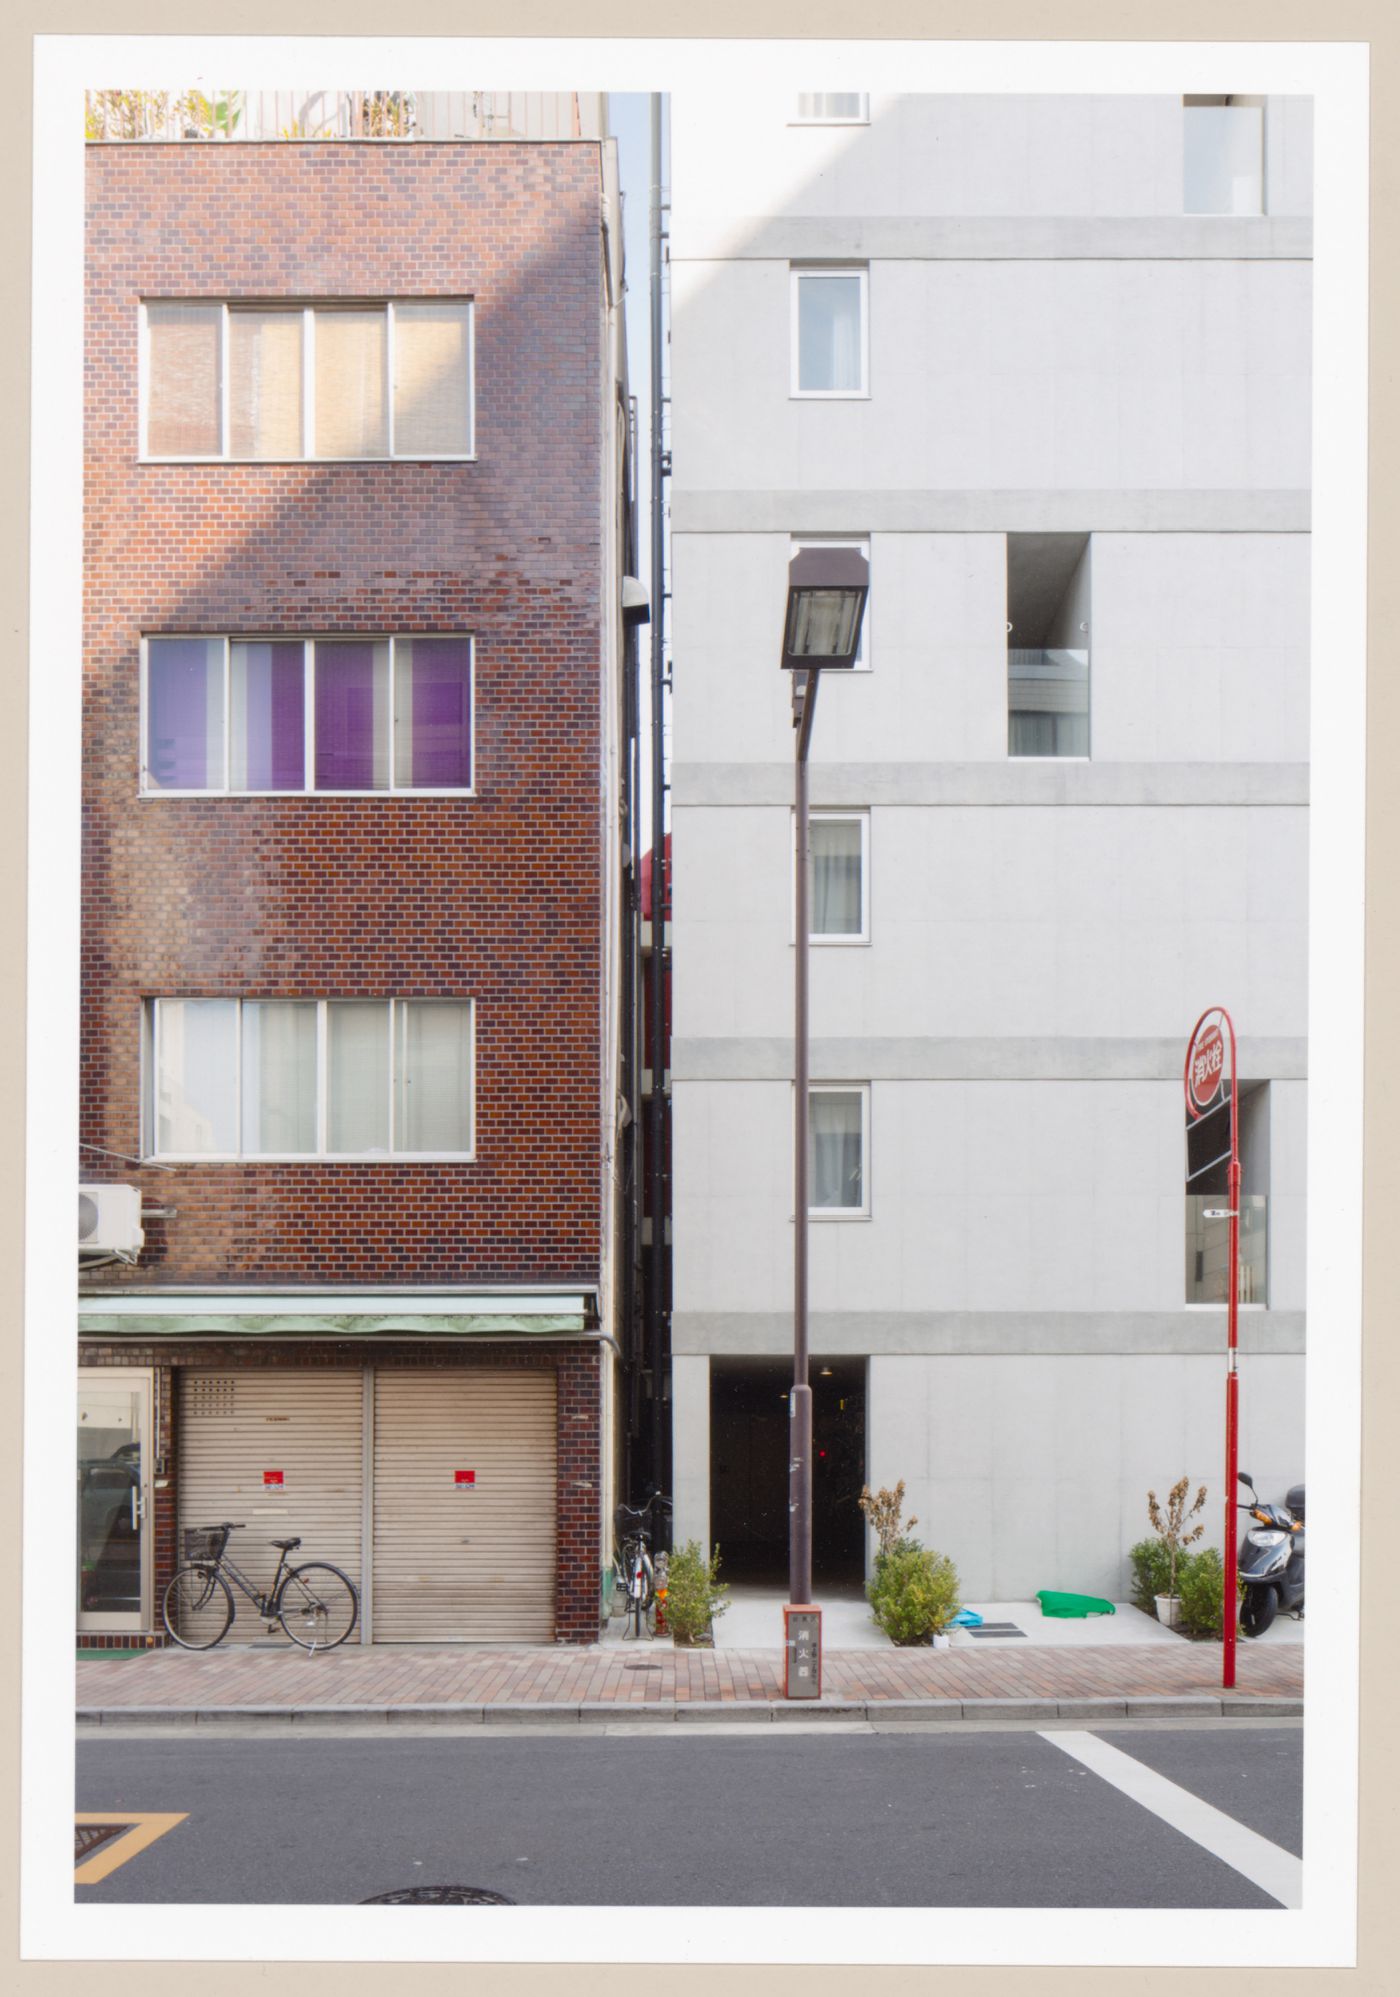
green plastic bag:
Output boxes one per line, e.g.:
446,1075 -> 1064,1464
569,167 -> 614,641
1036,1590 -> 1115,1618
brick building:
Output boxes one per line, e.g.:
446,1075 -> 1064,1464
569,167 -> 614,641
77,94 -> 637,1648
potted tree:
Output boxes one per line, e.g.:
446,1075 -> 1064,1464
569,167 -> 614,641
1144,1477 -> 1208,1629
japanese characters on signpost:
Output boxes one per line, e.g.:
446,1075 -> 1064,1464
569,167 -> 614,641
1184,1006 -> 1240,1691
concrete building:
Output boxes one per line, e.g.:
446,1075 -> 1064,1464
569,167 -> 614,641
77,92 -> 638,1647
667,90 -> 1310,1599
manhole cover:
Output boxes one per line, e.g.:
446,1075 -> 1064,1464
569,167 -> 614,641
361,1886 -> 515,1906
75,1824 -> 128,1863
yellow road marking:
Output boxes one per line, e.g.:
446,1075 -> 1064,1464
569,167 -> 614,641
74,1812 -> 188,1885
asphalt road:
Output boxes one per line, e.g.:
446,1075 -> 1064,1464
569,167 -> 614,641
76,1723 -> 1302,1909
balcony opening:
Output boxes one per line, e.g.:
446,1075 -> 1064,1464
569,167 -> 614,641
1006,532 -> 1090,758
1183,95 -> 1265,215
1186,1079 -> 1270,1306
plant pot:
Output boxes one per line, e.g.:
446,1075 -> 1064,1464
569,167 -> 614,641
1154,1594 -> 1183,1629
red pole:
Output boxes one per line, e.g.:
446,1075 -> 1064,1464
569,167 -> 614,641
1223,1042 -> 1241,1692
1185,1006 -> 1241,1693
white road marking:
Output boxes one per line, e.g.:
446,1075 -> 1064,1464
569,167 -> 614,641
1041,1730 -> 1302,1909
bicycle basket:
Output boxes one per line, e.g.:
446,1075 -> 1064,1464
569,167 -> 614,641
183,1525 -> 230,1564
613,1503 -> 649,1541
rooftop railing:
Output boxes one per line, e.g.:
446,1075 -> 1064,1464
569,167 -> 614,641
85,89 -> 594,144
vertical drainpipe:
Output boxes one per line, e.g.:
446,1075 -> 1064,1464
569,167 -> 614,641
620,395 -> 641,1502
647,92 -> 670,1503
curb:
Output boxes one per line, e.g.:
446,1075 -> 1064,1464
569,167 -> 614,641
76,1694 -> 1303,1728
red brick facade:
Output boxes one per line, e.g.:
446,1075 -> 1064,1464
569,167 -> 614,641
83,143 -> 609,1288
81,141 -> 620,1644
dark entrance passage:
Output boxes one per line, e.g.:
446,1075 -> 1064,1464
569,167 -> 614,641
709,1359 -> 866,1588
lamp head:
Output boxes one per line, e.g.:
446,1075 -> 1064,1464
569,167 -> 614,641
781,546 -> 869,673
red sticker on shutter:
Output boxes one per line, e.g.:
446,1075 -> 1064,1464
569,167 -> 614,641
455,1470 -> 476,1485
264,1470 -> 284,1486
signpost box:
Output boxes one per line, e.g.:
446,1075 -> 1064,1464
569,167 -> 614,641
1184,1005 -> 1241,1692
784,1605 -> 822,1699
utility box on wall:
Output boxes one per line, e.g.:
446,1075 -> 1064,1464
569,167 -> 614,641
784,1604 -> 822,1699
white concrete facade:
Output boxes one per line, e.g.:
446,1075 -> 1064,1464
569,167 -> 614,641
668,91 -> 1309,1597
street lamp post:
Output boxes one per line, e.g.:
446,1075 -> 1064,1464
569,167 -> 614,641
781,548 -> 869,1635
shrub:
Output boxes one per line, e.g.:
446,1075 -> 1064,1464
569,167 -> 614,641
663,1540 -> 729,1647
1176,1546 -> 1229,1640
1128,1537 -> 1174,1614
867,1542 -> 961,1646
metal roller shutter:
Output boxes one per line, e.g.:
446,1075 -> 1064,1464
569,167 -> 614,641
177,1370 -> 364,1644
371,1369 -> 557,1643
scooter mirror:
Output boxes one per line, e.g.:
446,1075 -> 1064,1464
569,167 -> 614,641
1237,1470 -> 1253,1487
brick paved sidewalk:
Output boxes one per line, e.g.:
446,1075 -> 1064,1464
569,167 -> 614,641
78,1638 -> 1303,1715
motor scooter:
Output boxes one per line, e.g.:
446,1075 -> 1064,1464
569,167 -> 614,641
1237,1470 -> 1305,1637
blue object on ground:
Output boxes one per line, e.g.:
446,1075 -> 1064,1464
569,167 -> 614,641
948,1608 -> 984,1628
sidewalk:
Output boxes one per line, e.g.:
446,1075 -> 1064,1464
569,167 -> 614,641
77,1593 -> 1303,1727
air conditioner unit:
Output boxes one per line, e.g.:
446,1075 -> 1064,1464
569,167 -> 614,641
78,1184 -> 145,1257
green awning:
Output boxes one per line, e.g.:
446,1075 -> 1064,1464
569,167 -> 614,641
78,1291 -> 596,1340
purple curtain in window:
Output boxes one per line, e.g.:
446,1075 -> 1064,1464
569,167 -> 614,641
236,642 -> 305,790
146,639 -> 219,790
315,641 -> 387,790
403,639 -> 472,787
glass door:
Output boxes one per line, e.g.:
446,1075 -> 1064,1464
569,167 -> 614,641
78,1372 -> 153,1632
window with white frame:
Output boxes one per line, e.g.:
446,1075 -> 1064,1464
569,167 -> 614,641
147,998 -> 474,1158
791,536 -> 870,667
141,636 -> 473,793
792,93 -> 869,124
808,1085 -> 869,1216
142,299 -> 475,460
791,267 -> 868,398
797,811 -> 869,943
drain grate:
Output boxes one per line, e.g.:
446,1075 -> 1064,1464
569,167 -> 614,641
361,1886 -> 516,1906
965,1625 -> 1027,1639
75,1823 -> 128,1863
623,1662 -> 662,1671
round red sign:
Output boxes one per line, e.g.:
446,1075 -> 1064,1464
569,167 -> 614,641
1187,1021 -> 1226,1114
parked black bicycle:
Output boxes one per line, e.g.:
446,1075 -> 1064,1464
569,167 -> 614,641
613,1492 -> 671,1640
161,1522 -> 359,1652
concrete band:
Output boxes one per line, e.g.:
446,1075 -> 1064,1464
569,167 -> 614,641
672,491 -> 1311,534
672,216 -> 1313,263
670,1311 -> 1306,1357
670,763 -> 1309,808
671,1037 -> 1307,1082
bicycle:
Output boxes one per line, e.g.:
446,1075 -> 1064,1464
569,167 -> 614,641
161,1522 -> 359,1652
614,1493 -> 670,1640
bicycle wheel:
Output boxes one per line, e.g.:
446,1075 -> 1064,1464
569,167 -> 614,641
630,1548 -> 656,1611
277,1563 -> 359,1651
162,1564 -> 234,1650
627,1550 -> 655,1636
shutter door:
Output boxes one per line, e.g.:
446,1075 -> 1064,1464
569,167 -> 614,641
371,1370 -> 557,1643
177,1370 -> 364,1644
